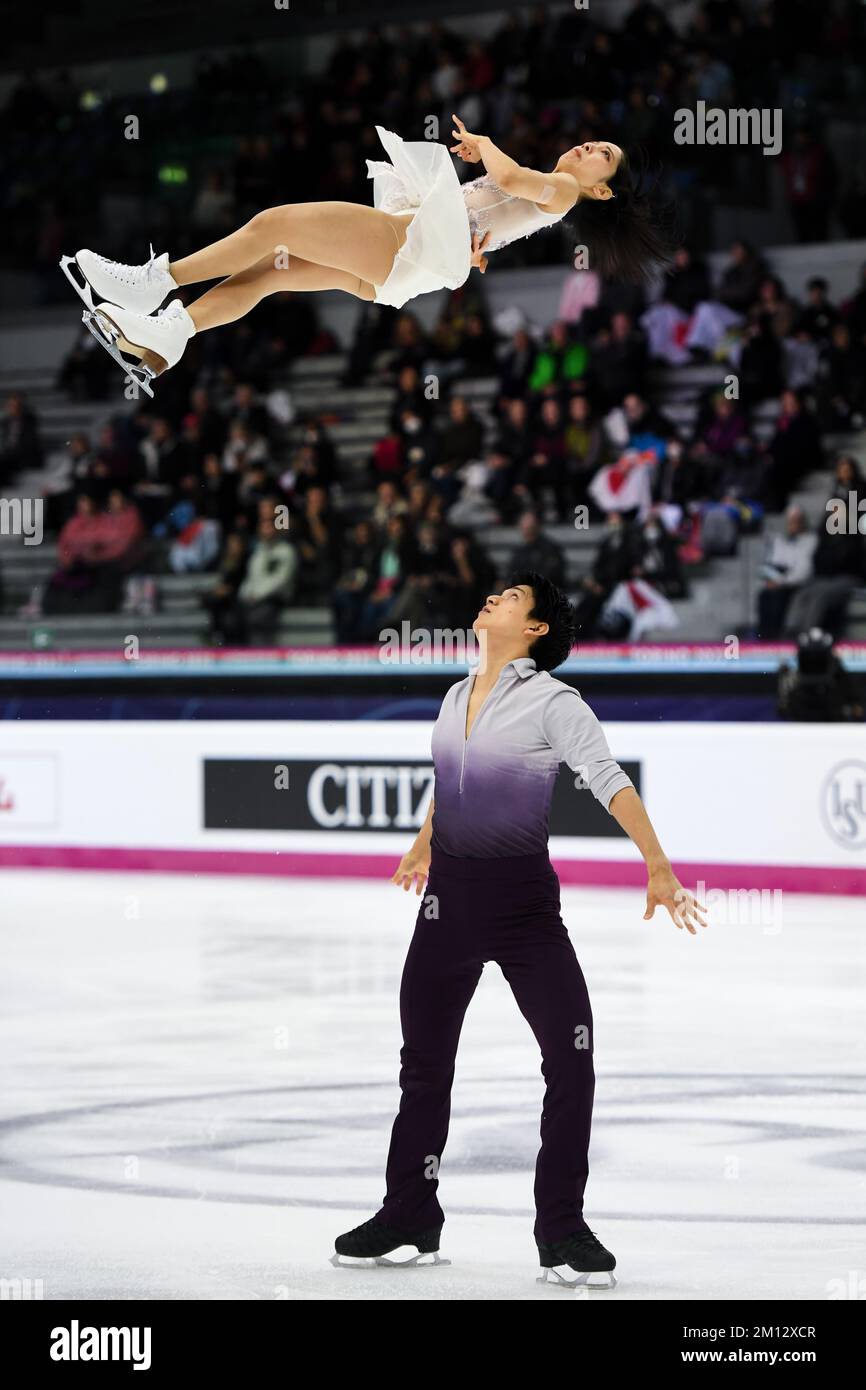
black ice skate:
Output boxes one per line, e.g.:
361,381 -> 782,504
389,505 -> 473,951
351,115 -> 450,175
536,1228 -> 617,1289
331,1217 -> 449,1268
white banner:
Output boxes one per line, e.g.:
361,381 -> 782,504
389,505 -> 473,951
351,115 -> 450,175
0,722 -> 864,880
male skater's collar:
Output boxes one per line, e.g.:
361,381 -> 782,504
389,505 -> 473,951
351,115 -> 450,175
508,657 -> 537,677
467,656 -> 537,678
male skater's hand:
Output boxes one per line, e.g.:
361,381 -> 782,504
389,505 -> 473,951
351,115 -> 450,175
644,863 -> 707,935
391,848 -> 431,896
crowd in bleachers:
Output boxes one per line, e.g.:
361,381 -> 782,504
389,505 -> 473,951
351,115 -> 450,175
2,237 -> 866,643
4,1 -> 866,299
3,0 -> 866,644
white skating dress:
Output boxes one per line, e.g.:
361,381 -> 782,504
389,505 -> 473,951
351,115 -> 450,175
365,125 -> 568,309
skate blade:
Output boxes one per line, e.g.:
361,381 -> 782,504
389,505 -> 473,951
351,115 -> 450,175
82,309 -> 161,399
331,1249 -> 450,1269
59,254 -> 96,312
537,1266 -> 617,1290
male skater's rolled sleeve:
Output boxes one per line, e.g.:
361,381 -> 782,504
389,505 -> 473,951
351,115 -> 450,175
542,687 -> 634,813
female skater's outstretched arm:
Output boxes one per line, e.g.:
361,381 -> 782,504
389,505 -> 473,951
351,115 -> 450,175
451,113 -> 615,214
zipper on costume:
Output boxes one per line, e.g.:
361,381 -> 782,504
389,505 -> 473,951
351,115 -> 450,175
458,674 -> 477,795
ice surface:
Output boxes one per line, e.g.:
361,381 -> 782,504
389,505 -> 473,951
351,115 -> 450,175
1,870 -> 864,1301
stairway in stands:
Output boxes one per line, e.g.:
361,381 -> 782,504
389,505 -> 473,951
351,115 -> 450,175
1,344 -> 863,650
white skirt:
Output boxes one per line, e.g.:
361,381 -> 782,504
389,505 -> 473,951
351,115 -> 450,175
365,125 -> 472,310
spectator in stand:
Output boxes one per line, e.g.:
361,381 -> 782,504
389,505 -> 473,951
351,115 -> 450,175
563,393 -> 603,513
228,381 -> 272,443
42,492 -> 140,615
133,417 -> 186,525
0,393 -> 42,482
634,510 -> 687,600
783,515 -> 866,637
188,386 -> 228,456
56,324 -> 114,401
498,327 -> 536,402
369,427 -> 405,484
293,485 -> 344,601
458,313 -> 498,378
39,432 -> 93,529
762,389 -> 824,512
797,277 -> 838,346
199,453 -> 239,532
527,320 -> 589,395
589,311 -> 648,409
816,323 -> 866,431
438,394 -> 484,467
573,511 -> 643,637
100,488 -> 147,574
514,397 -> 569,519
781,128 -> 836,243
358,512 -> 415,639
222,420 -> 270,475
389,364 -> 431,433
751,275 -> 798,342
737,312 -> 785,404
165,499 -> 221,574
387,518 -> 453,629
756,504 -> 818,638
507,511 -> 566,591
685,240 -> 766,359
493,394 -> 533,466
202,531 -> 250,646
397,406 -> 440,478
641,246 -> 711,366
605,391 -> 673,461
440,531 -> 497,628
371,478 -> 408,531
690,392 -> 750,496
233,512 -> 297,644
333,518 -> 380,643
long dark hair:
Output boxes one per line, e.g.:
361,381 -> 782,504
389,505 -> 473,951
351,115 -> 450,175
565,148 -> 678,289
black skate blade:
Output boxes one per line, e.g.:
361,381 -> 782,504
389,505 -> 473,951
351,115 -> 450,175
59,254 -> 96,312
82,309 -> 156,399
537,1265 -> 617,1290
330,1248 -> 450,1269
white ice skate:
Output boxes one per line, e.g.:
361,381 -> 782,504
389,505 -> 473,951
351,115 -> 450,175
59,245 -> 177,316
81,298 -> 195,398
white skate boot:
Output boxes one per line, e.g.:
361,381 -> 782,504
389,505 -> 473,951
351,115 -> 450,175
59,245 -> 176,315
83,298 -> 195,397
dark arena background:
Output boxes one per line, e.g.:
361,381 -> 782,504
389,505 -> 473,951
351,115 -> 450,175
2,0 -> 865,1346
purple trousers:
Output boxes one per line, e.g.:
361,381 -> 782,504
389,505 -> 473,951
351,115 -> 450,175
376,844 -> 595,1244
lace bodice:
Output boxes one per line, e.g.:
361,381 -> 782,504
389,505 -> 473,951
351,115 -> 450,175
460,172 -> 567,253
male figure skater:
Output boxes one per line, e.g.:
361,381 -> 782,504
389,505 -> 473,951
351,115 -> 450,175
333,572 -> 705,1286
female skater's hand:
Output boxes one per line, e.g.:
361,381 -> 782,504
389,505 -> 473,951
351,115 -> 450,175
470,230 -> 490,273
392,848 -> 431,896
450,114 -> 483,162
644,864 -> 708,935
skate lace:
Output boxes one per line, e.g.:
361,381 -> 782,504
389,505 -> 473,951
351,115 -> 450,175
156,299 -> 185,324
96,244 -> 162,286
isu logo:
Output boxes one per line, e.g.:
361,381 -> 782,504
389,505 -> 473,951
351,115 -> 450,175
821,761 -> 866,849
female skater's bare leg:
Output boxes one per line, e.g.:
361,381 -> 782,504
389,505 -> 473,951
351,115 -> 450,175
187,254 -> 377,333
169,202 -> 412,293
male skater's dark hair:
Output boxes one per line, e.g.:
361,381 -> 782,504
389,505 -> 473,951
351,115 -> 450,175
506,570 -> 576,672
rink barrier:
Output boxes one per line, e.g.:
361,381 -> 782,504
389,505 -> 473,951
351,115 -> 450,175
0,844 -> 862,895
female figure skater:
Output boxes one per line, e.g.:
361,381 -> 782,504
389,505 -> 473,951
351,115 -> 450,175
59,117 -> 671,395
